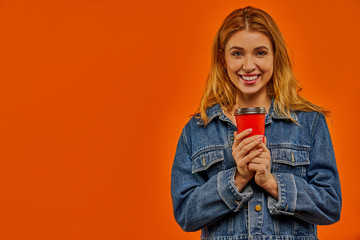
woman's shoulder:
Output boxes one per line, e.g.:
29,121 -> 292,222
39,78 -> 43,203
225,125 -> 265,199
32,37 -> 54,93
295,109 -> 322,118
291,99 -> 330,121
181,104 -> 223,134
295,110 -> 329,133
183,114 -> 202,129
295,109 -> 325,121
185,104 -> 222,126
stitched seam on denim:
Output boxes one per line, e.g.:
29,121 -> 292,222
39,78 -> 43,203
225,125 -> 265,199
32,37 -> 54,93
292,173 -> 297,213
217,171 -> 234,211
192,157 -> 225,173
272,156 -> 309,165
279,175 -> 285,210
219,110 -> 236,126
229,167 -> 239,197
197,114 -> 220,125
197,104 -> 222,125
271,112 -> 298,120
293,213 -> 325,225
268,144 -> 310,151
201,235 -> 318,240
270,174 -> 281,214
191,145 -> 226,160
272,160 -> 309,167
310,112 -> 320,140
181,128 -> 190,153
229,168 -> 245,201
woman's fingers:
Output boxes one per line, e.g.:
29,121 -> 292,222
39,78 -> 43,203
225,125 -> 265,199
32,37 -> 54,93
256,142 -> 270,153
237,135 -> 263,157
232,128 -> 253,150
232,135 -> 263,160
248,147 -> 273,186
248,153 -> 270,166
237,148 -> 264,167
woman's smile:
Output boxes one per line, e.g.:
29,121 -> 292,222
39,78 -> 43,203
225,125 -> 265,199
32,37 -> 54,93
239,74 -> 261,85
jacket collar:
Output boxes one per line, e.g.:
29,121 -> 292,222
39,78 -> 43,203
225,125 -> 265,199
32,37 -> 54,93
266,99 -> 298,124
197,99 -> 298,126
196,104 -> 223,126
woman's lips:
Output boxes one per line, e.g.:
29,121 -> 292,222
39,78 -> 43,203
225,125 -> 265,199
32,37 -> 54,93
239,74 -> 261,85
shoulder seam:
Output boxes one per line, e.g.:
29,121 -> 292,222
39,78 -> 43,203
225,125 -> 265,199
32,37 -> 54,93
310,112 -> 321,139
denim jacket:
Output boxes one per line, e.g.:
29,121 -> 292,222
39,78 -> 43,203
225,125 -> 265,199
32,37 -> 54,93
171,102 -> 341,240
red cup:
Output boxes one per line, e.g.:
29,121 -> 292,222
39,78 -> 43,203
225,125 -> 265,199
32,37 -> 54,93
234,107 -> 266,141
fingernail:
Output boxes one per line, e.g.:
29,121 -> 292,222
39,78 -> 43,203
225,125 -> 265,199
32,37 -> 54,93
248,128 -> 252,132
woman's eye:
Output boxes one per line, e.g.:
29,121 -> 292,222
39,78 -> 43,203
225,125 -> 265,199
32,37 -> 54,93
256,51 -> 267,56
232,52 -> 243,56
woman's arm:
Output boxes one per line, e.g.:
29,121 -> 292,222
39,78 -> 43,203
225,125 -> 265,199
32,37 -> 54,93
267,113 -> 342,225
171,127 -> 253,232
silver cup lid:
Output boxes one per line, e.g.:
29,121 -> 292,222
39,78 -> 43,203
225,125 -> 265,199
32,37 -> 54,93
234,107 -> 266,115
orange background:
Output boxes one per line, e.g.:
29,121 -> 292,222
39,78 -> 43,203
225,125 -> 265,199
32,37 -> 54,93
0,0 -> 359,239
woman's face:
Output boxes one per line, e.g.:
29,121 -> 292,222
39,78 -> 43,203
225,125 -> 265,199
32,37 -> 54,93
223,30 -> 274,98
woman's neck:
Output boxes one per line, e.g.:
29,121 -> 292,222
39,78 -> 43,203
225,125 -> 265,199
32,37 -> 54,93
222,92 -> 272,126
234,93 -> 272,113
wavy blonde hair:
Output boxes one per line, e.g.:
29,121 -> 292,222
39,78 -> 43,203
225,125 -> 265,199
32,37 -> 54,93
197,6 -> 329,124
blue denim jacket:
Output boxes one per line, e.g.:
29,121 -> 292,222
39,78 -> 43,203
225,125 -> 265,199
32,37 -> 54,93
171,102 -> 341,240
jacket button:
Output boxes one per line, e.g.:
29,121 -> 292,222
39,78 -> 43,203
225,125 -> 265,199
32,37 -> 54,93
255,205 -> 261,212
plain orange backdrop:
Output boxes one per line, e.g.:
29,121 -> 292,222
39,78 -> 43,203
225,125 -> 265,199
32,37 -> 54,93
0,0 -> 359,239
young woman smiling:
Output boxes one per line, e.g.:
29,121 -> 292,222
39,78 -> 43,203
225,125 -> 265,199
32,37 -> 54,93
171,6 -> 341,240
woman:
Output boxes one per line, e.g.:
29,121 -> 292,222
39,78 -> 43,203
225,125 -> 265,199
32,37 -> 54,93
170,6 -> 342,240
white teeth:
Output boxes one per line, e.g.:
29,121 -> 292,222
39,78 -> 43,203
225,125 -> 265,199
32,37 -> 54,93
241,75 -> 258,81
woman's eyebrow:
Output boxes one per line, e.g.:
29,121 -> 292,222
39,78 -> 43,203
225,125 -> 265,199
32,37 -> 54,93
228,46 -> 244,51
228,46 -> 270,51
254,46 -> 269,50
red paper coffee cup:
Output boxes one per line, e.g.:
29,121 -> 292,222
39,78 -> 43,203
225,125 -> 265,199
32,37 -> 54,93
234,107 -> 266,141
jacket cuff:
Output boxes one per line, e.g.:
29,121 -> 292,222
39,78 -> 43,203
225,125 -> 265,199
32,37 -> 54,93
217,167 -> 253,212
268,173 -> 297,216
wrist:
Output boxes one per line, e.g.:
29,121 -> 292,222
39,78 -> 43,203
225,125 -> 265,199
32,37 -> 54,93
261,175 -> 278,199
234,171 -> 252,192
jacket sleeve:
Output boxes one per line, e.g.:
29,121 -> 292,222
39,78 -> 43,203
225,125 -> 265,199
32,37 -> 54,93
267,113 -> 342,225
171,127 -> 253,232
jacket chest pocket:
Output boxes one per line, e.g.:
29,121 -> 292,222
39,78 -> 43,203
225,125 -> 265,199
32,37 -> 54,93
192,149 -> 225,179
270,147 -> 310,179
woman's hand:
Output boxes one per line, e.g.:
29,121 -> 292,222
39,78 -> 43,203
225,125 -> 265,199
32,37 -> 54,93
232,131 -> 278,199
248,137 -> 278,199
232,129 -> 264,191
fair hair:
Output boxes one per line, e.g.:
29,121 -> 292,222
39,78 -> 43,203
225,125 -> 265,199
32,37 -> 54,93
197,6 -> 330,124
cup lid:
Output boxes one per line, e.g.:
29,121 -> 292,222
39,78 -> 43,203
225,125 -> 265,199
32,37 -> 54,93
234,107 -> 266,115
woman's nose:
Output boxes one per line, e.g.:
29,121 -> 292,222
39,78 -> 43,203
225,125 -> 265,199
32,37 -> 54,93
243,56 -> 256,72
